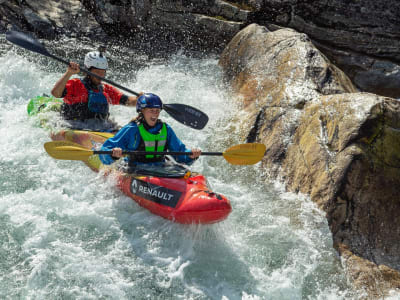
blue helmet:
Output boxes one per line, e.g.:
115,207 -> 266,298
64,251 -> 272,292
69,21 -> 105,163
136,93 -> 163,112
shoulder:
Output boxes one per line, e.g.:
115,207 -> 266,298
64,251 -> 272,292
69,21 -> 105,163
112,121 -> 139,139
66,78 -> 84,89
163,123 -> 177,138
123,121 -> 139,132
67,78 -> 83,85
163,122 -> 173,131
64,78 -> 87,97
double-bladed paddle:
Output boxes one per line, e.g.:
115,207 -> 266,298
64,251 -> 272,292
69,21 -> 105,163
44,141 -> 266,165
6,30 -> 209,130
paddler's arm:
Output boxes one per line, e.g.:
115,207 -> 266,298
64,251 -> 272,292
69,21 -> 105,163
124,95 -> 141,106
51,62 -> 80,98
110,92 -> 141,106
99,128 -> 130,165
107,87 -> 143,107
166,125 -> 200,165
99,123 -> 140,165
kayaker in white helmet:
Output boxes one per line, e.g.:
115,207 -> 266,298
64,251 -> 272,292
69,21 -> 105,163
99,93 -> 201,170
51,48 -> 140,131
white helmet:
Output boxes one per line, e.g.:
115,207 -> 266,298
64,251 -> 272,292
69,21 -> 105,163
84,51 -> 108,70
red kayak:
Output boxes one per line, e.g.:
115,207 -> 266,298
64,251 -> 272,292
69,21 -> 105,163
51,129 -> 232,224
116,171 -> 231,224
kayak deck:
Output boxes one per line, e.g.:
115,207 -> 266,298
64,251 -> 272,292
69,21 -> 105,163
117,172 -> 231,224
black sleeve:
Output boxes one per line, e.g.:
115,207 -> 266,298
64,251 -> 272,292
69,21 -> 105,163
119,94 -> 129,105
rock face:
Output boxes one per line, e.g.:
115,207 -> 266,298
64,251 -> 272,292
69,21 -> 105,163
79,0 -> 249,53
0,0 -> 250,53
248,0 -> 400,98
0,0 -> 106,39
219,23 -> 400,297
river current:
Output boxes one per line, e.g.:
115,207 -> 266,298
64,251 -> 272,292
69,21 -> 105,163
0,36 -> 379,299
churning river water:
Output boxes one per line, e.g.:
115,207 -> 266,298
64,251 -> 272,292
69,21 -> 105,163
0,35 -> 384,299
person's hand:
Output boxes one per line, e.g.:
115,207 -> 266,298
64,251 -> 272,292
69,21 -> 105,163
66,62 -> 80,75
189,148 -> 201,159
111,147 -> 123,158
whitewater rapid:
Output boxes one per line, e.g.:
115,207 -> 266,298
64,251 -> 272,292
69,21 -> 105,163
0,37 -> 365,299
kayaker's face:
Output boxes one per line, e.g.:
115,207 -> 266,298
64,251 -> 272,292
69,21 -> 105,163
89,68 -> 106,86
142,108 -> 161,127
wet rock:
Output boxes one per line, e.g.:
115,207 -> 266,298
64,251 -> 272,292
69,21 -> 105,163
219,23 -> 400,297
22,7 -> 55,39
25,0 -> 106,39
0,0 -> 106,39
248,0 -> 400,98
219,23 -> 355,167
0,1 -> 32,33
79,0 -> 250,52
0,0 -> 251,52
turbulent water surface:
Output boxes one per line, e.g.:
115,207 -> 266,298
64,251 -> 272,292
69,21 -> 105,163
0,36 -> 363,299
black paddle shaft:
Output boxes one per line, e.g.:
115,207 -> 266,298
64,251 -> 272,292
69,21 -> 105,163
54,55 -> 141,96
93,150 -> 223,156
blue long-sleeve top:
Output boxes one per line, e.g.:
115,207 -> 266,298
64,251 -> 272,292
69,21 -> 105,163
99,121 -> 195,166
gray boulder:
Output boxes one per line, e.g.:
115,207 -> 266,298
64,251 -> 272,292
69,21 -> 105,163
219,23 -> 400,298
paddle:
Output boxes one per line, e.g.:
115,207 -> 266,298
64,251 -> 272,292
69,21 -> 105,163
44,141 -> 266,165
5,30 -> 209,130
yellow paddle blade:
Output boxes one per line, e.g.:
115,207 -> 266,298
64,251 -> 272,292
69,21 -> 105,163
44,141 -> 95,161
223,143 -> 266,165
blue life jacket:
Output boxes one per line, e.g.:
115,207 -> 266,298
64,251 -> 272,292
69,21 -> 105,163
87,88 -> 109,115
84,80 -> 109,117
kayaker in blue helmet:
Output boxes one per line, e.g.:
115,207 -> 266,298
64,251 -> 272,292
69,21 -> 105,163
99,93 -> 201,169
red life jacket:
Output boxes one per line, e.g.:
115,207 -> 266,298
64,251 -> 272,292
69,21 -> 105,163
61,77 -> 110,120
